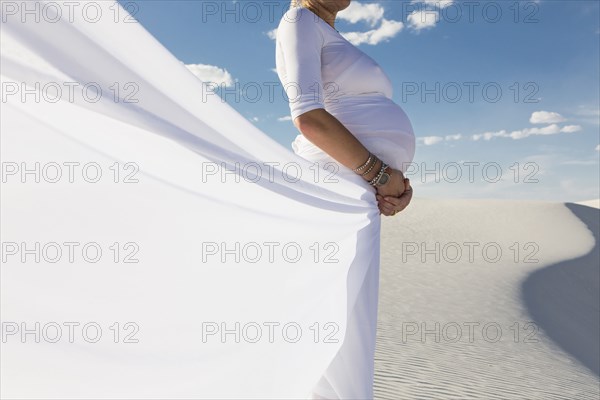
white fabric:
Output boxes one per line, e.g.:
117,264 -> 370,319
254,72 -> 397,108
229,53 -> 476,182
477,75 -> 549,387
0,2 -> 414,399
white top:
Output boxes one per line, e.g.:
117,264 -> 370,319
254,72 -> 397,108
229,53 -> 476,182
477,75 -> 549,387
275,6 -> 416,173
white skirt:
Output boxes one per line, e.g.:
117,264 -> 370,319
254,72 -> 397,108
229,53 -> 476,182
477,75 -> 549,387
293,137 -> 382,399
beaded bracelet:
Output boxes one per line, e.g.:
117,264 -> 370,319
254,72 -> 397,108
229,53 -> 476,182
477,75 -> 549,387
361,156 -> 379,177
352,152 -> 373,172
368,162 -> 389,187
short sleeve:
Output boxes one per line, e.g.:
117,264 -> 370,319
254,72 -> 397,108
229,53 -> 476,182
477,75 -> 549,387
276,8 -> 326,121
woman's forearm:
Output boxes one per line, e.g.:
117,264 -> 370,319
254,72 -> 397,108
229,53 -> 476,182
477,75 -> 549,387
294,108 -> 383,182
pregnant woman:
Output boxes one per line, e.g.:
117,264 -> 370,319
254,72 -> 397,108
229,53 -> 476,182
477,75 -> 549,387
276,0 -> 416,398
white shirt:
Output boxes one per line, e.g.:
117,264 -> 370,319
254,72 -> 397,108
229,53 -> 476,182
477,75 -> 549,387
275,6 -> 416,173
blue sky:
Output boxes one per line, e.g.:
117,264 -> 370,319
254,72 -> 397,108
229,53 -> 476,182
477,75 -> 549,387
120,0 -> 599,202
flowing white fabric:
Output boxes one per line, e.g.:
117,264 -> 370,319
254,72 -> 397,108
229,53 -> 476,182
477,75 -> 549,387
0,2 -> 414,399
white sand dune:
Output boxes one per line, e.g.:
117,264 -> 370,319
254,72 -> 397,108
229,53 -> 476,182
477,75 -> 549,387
576,199 -> 600,209
375,197 -> 599,399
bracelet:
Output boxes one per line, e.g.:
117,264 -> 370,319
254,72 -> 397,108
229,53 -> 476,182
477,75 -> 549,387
361,156 -> 379,177
368,162 -> 388,186
352,152 -> 373,172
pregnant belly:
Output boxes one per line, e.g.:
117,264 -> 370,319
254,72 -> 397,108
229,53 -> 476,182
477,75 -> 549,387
292,94 -> 416,174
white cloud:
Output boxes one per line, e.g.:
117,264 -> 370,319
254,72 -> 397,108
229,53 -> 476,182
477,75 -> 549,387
335,2 -> 404,45
338,2 -> 385,27
267,28 -> 277,40
407,9 -> 440,31
416,133 -> 462,145
445,133 -> 462,141
596,144 -> 600,152
420,136 -> 444,145
529,111 -> 566,124
185,63 -> 234,87
411,0 -> 454,8
278,116 -> 292,122
560,125 -> 582,133
405,1 -> 454,32
419,111 -> 583,145
472,124 -> 582,141
271,2 -> 402,46
342,18 -> 404,45
471,129 -> 507,141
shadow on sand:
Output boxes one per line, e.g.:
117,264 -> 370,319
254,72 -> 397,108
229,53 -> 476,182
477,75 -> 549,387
522,203 -> 599,376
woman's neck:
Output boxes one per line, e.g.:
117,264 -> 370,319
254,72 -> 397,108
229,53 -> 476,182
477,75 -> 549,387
303,1 -> 337,30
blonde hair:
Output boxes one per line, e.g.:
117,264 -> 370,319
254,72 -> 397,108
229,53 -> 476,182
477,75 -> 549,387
290,0 -> 304,8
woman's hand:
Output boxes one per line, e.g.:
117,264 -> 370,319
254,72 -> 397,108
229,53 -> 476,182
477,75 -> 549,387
376,172 -> 413,216
375,167 -> 406,198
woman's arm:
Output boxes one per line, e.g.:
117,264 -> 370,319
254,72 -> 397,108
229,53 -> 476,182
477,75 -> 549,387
294,108 -> 385,182
295,108 -> 411,213
276,8 -> 408,205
